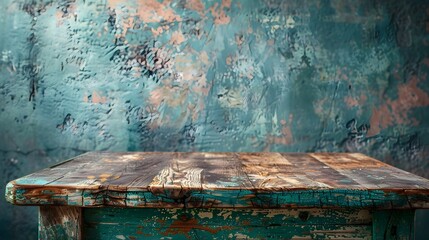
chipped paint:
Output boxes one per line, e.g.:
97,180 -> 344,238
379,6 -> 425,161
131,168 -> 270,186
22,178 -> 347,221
197,211 -> 213,219
82,207 -> 378,239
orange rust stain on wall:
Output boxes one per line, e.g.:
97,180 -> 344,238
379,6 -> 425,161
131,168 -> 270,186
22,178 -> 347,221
267,114 -> 294,146
137,0 -> 182,23
55,11 -> 64,26
344,94 -> 367,108
83,91 -> 108,104
199,51 -> 210,66
92,91 -> 108,104
368,76 -> 429,136
210,0 -> 231,25
151,26 -> 166,36
221,0 -> 232,8
314,98 -> 328,116
150,85 -> 189,108
149,87 -> 168,107
108,0 -> 181,25
394,76 -> 429,112
367,104 -> 394,137
170,30 -> 186,45
185,0 -> 205,15
55,3 -> 76,26
344,96 -> 359,107
107,0 -> 124,9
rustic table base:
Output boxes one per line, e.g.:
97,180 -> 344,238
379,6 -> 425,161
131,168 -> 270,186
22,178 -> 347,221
7,152 -> 429,239
39,206 -> 415,240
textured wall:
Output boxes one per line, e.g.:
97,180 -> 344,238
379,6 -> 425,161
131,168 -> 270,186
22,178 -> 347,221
1,0 -> 429,239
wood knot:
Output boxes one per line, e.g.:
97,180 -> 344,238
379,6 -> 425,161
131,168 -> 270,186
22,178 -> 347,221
299,211 -> 309,221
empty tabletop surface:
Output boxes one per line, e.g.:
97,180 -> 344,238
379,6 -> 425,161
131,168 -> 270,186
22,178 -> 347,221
6,152 -> 429,209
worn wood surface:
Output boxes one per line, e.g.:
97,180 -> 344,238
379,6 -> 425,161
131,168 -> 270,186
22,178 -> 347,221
83,207 -> 373,239
39,206 -> 82,240
6,152 -> 429,209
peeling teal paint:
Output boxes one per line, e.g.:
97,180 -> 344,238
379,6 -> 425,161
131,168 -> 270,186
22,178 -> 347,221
8,183 -> 429,210
1,0 -> 429,239
83,207 -> 375,239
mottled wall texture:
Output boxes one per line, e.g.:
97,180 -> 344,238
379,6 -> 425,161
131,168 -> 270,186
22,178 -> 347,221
1,0 -> 429,238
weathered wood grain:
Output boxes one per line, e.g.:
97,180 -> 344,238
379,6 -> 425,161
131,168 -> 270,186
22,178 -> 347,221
310,153 -> 429,190
6,152 -> 429,209
39,206 -> 82,240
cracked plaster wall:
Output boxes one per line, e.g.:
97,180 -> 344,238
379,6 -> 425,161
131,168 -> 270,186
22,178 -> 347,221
1,0 -> 429,238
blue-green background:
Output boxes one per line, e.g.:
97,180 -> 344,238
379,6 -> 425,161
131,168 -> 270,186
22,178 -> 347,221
1,0 -> 429,239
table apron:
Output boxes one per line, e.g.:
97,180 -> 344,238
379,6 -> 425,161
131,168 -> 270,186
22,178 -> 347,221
37,206 -> 415,240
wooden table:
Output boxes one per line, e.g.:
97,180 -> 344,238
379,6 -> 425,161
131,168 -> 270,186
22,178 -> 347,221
6,152 -> 429,239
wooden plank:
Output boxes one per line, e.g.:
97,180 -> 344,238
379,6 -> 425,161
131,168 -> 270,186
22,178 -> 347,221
105,152 -> 172,207
201,152 -> 254,185
192,152 -> 255,208
43,152 -> 132,186
310,153 -> 429,190
39,206 -> 82,240
310,153 -> 389,169
12,152 -> 94,186
239,152 -> 314,190
83,207 -> 372,240
110,152 -> 174,190
144,152 -> 254,208
147,152 -> 205,196
281,153 -> 363,188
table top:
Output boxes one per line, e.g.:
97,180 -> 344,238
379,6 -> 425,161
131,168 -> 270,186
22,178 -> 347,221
6,152 -> 429,209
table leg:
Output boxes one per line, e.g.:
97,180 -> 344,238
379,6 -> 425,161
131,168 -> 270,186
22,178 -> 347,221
39,206 -> 82,240
373,210 -> 415,240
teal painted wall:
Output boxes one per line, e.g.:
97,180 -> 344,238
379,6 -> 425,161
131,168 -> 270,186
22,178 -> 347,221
1,0 -> 429,238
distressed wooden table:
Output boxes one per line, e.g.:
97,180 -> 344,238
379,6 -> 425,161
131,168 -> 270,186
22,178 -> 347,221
5,152 -> 429,239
